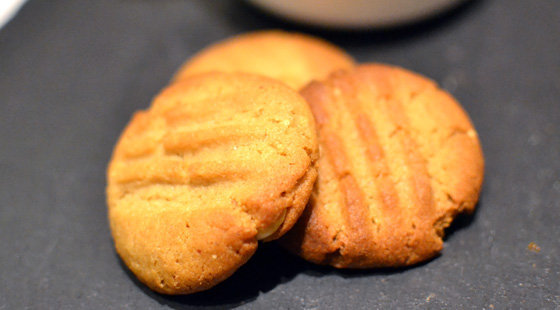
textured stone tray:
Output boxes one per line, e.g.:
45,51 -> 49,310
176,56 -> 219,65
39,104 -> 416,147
1,1 -> 558,308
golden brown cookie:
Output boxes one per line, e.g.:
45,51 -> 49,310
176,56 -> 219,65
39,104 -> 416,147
280,64 -> 484,268
107,72 -> 318,294
173,30 -> 355,89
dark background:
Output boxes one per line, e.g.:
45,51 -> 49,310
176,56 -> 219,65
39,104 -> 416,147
1,0 -> 559,308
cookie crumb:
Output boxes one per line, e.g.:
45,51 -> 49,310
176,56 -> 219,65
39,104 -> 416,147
527,242 -> 541,253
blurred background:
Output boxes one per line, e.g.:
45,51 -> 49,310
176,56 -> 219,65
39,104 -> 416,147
0,0 -> 27,29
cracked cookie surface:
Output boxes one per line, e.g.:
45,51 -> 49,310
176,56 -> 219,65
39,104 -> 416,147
173,30 -> 355,90
107,72 -> 318,294
280,64 -> 484,268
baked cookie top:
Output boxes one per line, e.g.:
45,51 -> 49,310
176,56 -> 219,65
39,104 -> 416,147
107,72 -> 318,294
281,64 -> 484,268
173,30 -> 355,89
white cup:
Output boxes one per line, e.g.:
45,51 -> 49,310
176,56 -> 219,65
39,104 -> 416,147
247,0 -> 466,28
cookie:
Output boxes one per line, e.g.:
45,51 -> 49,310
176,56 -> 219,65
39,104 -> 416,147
106,72 -> 318,294
280,64 -> 484,268
173,30 -> 355,89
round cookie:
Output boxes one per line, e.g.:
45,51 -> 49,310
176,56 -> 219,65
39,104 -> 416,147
173,30 -> 355,89
280,64 -> 484,268
107,72 -> 318,294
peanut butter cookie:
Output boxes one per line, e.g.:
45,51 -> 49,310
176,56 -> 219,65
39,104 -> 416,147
281,64 -> 484,268
107,72 -> 318,293
173,30 -> 355,89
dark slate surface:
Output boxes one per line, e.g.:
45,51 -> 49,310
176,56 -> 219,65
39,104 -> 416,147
1,0 -> 559,308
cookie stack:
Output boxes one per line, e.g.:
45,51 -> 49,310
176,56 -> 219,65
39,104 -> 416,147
106,30 -> 484,294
